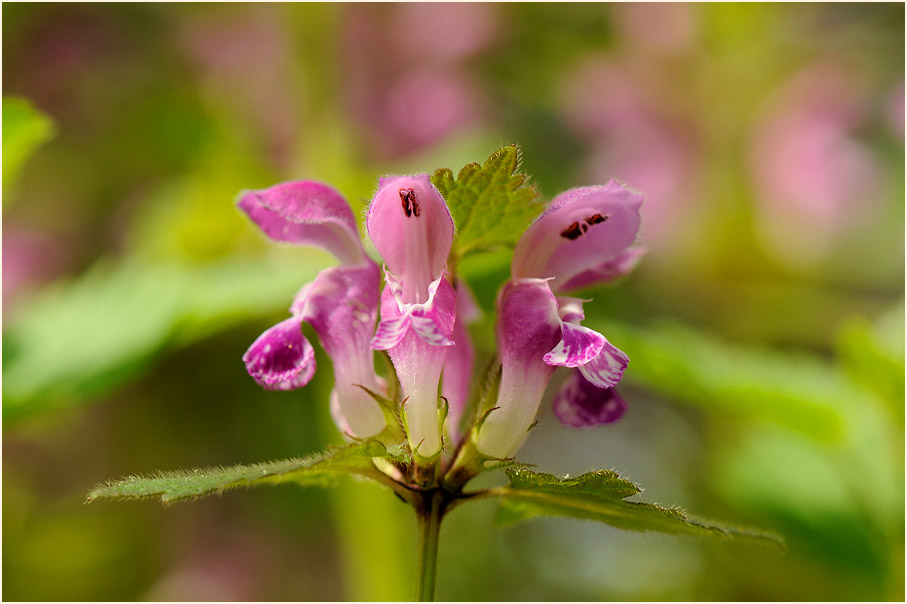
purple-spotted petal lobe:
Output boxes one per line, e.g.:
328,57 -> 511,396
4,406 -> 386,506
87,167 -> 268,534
377,273 -> 457,457
366,174 -> 453,303
410,315 -> 456,346
543,322 -> 606,368
512,180 -> 643,291
553,371 -> 627,427
371,271 -> 457,350
578,338 -> 630,388
371,315 -> 412,351
558,247 -> 646,291
238,181 -> 365,264
243,315 -> 316,391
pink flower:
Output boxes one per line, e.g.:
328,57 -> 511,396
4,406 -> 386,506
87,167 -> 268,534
238,181 -> 386,439
367,175 -> 457,459
477,182 -> 642,459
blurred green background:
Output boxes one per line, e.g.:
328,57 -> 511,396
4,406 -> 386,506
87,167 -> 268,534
3,3 -> 904,601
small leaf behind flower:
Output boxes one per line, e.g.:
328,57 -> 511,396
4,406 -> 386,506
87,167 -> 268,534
495,468 -> 783,547
87,440 -> 396,504
432,144 -> 545,258
3,96 -> 55,196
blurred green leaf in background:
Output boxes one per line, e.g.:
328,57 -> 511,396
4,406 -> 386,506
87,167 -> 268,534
2,96 -> 55,199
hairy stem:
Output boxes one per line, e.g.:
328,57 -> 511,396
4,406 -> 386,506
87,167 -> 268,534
415,490 -> 445,601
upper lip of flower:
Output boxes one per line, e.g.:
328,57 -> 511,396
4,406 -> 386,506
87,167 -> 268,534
511,179 -> 644,291
237,180 -> 368,266
365,174 -> 454,304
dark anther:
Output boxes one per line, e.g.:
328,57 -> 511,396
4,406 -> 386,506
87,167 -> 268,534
585,213 -> 608,225
581,223 -> 589,234
399,189 -> 420,218
560,221 -> 584,240
399,188 -> 415,217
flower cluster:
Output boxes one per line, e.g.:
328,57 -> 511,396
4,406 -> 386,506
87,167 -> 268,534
239,173 -> 643,472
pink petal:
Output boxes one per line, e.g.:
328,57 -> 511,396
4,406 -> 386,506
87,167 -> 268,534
558,247 -> 646,291
393,329 -> 450,458
553,371 -> 627,427
443,279 -> 480,443
329,388 -> 353,439
453,276 -> 483,323
366,174 -> 453,303
410,315 -> 456,346
242,315 -> 316,391
543,322 -> 606,368
291,262 -> 386,437
294,263 -> 381,359
512,180 -> 643,291
555,296 -> 588,324
378,275 -> 458,457
476,278 -> 563,459
237,180 -> 365,264
370,315 -> 412,351
495,278 -> 563,362
409,276 -> 457,346
371,272 -> 457,350
442,317 -> 474,444
330,374 -> 391,440
578,338 -> 629,389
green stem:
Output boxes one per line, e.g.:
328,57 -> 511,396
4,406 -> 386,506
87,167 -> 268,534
415,491 -> 444,602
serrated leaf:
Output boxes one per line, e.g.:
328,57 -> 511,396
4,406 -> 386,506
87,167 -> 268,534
495,468 -> 782,547
86,440 -> 395,504
507,467 -> 641,500
3,97 -> 55,195
432,144 -> 544,257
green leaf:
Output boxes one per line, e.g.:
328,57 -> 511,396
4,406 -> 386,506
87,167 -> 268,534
495,468 -> 782,547
2,257 -> 315,419
431,144 -> 545,258
86,440 -> 397,504
3,97 -> 55,194
836,305 -> 905,420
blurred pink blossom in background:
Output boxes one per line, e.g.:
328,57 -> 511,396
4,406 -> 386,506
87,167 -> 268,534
558,53 -> 702,254
179,8 -> 298,168
2,227 -> 68,314
886,79 -> 904,141
611,2 -> 698,54
340,3 -> 499,159
747,61 -> 886,265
